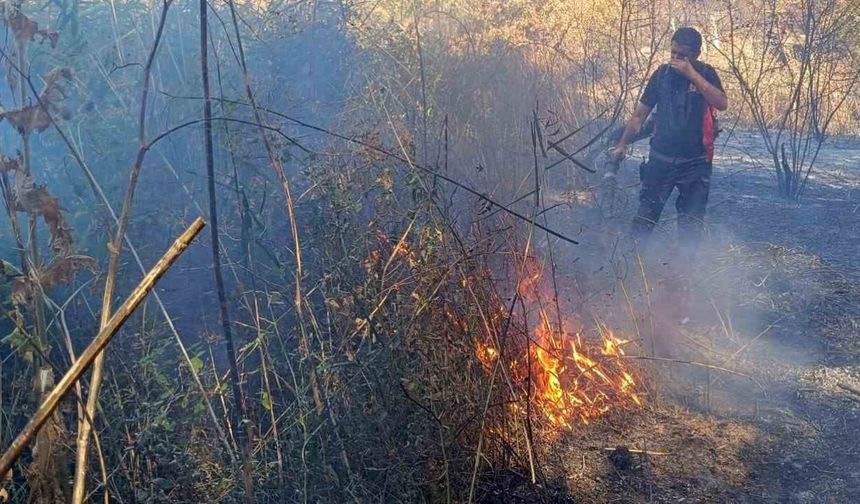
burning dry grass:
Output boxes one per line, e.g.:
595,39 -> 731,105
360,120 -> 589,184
450,246 -> 652,502
465,246 -> 646,436
473,295 -> 643,429
305,143 -> 654,498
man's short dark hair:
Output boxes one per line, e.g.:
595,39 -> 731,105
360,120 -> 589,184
672,27 -> 702,55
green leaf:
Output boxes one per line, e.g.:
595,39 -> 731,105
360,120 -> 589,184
189,356 -> 204,374
261,391 -> 272,412
2,328 -> 40,363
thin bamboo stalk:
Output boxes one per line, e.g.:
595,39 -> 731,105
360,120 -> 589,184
0,217 -> 205,479
200,1 -> 253,500
72,2 -> 174,501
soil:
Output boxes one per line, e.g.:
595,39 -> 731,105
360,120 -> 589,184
517,130 -> 860,503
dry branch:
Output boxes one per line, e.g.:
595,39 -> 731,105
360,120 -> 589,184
0,217 -> 205,480
602,447 -> 669,456
200,1 -> 253,500
73,2 -> 174,501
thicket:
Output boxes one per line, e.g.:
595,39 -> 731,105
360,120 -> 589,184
0,0 -> 857,502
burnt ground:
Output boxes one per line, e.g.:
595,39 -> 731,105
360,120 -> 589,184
528,130 -> 860,503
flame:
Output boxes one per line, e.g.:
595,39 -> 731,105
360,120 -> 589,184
470,258 -> 643,429
475,339 -> 498,371
393,240 -> 418,268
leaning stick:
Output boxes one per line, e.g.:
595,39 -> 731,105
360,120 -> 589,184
0,217 -> 205,478
602,447 -> 669,456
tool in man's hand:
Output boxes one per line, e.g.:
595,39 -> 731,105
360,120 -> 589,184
601,114 -> 657,175
602,154 -> 622,184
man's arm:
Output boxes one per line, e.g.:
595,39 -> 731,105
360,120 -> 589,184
670,59 -> 728,111
689,70 -> 728,111
609,103 -> 652,161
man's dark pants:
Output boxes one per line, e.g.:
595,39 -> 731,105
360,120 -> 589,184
631,153 -> 712,255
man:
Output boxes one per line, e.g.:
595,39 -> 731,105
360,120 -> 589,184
609,27 -> 727,257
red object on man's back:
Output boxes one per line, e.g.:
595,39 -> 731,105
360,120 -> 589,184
702,105 -> 717,162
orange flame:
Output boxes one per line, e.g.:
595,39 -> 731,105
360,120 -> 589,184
475,339 -> 499,371
472,258 -> 643,429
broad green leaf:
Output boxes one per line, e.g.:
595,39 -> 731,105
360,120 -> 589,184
189,356 -> 204,373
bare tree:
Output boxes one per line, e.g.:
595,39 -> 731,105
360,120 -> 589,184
713,0 -> 860,199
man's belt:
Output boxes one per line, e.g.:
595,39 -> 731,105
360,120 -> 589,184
649,149 -> 707,166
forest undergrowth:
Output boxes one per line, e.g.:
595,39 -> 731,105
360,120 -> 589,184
0,0 -> 858,502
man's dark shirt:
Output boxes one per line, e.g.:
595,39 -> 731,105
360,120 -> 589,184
640,62 -> 723,159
